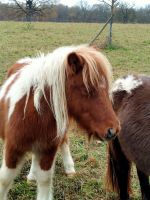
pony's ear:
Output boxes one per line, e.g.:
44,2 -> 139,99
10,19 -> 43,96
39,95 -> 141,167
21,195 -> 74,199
67,52 -> 84,74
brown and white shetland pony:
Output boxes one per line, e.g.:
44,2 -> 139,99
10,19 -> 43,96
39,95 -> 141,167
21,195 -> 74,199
0,45 -> 120,200
106,75 -> 150,200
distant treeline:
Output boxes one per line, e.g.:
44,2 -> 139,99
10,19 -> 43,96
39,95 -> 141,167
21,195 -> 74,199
0,2 -> 150,23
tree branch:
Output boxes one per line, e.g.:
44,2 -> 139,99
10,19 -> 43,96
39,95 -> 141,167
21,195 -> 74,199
99,0 -> 111,7
13,0 -> 27,14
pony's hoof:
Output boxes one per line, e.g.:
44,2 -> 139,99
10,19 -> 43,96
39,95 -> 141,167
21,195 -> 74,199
27,174 -> 36,184
66,172 -> 76,178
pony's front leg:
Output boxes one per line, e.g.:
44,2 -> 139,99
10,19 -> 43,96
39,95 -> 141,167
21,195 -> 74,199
34,150 -> 57,200
60,136 -> 75,176
36,164 -> 55,200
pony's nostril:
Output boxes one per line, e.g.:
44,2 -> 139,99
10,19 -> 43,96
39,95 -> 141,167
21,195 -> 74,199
106,128 -> 116,140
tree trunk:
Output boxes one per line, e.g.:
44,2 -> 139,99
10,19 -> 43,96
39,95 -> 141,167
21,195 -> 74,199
26,13 -> 32,22
26,0 -> 33,22
109,17 -> 113,45
108,0 -> 114,46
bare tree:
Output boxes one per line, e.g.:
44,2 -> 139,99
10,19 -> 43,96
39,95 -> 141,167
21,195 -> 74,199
119,2 -> 134,23
12,0 -> 59,21
79,0 -> 90,22
99,0 -> 119,45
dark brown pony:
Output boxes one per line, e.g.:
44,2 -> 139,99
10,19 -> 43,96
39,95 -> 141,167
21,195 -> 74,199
106,74 -> 150,200
0,45 -> 120,200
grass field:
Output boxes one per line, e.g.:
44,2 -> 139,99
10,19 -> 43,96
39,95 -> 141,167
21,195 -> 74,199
0,22 -> 150,200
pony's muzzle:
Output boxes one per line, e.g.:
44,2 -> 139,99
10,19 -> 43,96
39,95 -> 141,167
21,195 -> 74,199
105,128 -> 117,140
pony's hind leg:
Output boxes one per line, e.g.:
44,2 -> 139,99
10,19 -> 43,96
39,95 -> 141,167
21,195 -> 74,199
0,146 -> 24,200
28,136 -> 76,184
60,136 -> 75,176
27,154 -> 38,183
137,168 -> 150,200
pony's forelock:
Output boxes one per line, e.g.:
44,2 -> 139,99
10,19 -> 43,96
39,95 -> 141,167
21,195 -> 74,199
75,46 -> 112,93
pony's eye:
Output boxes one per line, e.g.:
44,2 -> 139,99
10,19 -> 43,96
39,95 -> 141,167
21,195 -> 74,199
89,89 -> 97,97
81,88 -> 89,97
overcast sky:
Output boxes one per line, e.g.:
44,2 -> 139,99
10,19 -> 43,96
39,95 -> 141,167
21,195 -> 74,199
61,0 -> 150,8
1,0 -> 150,8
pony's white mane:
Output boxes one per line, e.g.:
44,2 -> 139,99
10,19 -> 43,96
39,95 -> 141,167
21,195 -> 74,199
112,75 -> 143,94
17,57 -> 32,64
0,45 -> 112,136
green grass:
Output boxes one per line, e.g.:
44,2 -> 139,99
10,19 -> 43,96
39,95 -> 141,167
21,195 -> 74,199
0,22 -> 150,200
